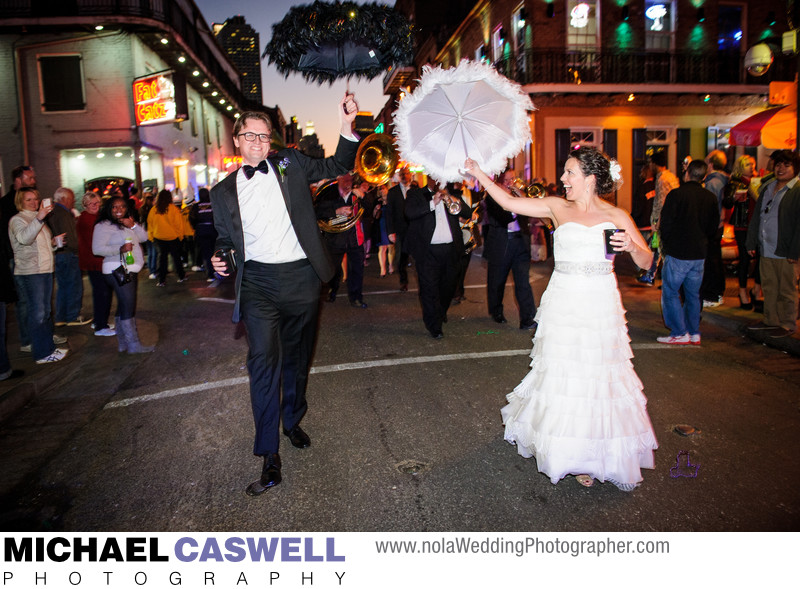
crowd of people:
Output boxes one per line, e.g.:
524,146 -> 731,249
0,165 -> 218,372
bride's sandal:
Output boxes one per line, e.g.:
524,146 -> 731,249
576,475 -> 594,487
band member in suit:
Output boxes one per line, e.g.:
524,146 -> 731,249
386,167 -> 413,291
211,95 -> 359,495
315,172 -> 368,308
405,177 -> 471,339
484,170 -> 537,329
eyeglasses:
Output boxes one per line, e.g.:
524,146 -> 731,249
237,132 -> 271,143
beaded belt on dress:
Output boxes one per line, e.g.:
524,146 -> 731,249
555,261 -> 613,275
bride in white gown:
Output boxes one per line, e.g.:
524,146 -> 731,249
464,148 -> 658,491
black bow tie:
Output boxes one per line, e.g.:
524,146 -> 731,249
242,160 -> 270,180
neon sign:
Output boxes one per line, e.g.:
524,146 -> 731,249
132,71 -> 188,126
570,3 -> 591,28
645,4 -> 667,32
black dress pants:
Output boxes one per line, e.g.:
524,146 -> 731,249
416,243 -> 458,334
239,259 -> 321,456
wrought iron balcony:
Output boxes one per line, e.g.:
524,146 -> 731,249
494,48 -> 795,88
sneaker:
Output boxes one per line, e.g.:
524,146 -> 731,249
637,275 -> 654,286
689,334 -> 701,346
53,334 -> 68,345
66,316 -> 92,326
20,344 -> 31,353
35,348 -> 69,364
702,297 -> 723,308
149,273 -> 157,280
177,277 -> 188,283
206,277 -> 215,282
94,327 -> 116,337
656,333 -> 691,345
156,282 -> 166,287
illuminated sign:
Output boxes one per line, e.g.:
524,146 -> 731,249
645,4 -> 667,32
132,71 -> 188,126
570,3 -> 591,28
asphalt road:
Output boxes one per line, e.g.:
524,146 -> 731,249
1,251 -> 799,532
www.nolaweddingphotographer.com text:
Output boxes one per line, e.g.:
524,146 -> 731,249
375,537 -> 669,558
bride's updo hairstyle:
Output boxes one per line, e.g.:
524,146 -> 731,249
567,146 -> 623,195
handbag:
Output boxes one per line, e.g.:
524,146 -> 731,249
111,252 -> 132,286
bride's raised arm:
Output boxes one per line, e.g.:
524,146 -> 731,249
464,158 -> 555,220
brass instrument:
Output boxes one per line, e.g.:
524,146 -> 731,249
510,178 -> 547,198
354,133 -> 399,185
313,179 -> 365,233
447,197 -> 462,215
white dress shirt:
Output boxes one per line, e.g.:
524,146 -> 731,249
236,162 -> 306,263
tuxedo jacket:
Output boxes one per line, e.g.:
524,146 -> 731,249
386,183 -> 410,239
404,186 -> 470,263
483,194 -> 532,263
210,137 -> 358,322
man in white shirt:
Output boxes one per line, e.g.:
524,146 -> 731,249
211,95 -> 359,495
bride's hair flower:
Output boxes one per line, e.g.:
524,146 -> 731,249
609,159 -> 622,182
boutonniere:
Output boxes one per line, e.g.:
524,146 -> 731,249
277,157 -> 290,180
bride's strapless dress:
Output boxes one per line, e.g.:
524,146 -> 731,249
501,222 -> 658,488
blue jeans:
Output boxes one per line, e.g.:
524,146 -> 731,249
15,273 -> 55,360
661,255 -> 704,337
104,272 -> 139,320
54,252 -> 83,323
13,274 -> 29,346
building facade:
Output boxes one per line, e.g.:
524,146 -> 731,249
383,0 -> 795,210
0,0 -> 261,201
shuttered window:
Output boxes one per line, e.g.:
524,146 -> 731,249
38,54 -> 85,111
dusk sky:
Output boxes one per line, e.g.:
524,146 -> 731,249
194,0 -> 397,153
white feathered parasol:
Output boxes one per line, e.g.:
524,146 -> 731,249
393,59 -> 535,183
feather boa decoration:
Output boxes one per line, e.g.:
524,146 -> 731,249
264,1 -> 413,84
393,59 -> 535,183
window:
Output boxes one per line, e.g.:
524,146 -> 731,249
512,4 -> 527,54
491,26 -> 505,62
718,4 -> 744,52
570,129 -> 599,149
645,0 -> 676,51
567,0 -> 599,49
38,54 -> 85,111
475,44 -> 487,64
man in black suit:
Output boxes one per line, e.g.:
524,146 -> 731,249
211,95 -> 359,495
386,166 -> 413,291
315,172 -> 367,308
405,177 -> 470,338
483,169 -> 537,329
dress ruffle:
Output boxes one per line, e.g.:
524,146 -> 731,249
502,222 -> 658,486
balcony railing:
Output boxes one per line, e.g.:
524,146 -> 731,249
494,48 -> 795,87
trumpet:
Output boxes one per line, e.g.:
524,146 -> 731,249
510,178 -> 547,198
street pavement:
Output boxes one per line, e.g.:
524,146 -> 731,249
1,249 -> 799,532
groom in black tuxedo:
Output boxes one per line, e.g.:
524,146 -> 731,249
211,95 -> 359,495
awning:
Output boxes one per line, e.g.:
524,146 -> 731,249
729,105 -> 797,150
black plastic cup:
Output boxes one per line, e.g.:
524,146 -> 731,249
214,247 -> 237,273
604,228 -> 625,255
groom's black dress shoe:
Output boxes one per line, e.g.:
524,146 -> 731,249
492,314 -> 507,324
246,453 -> 281,496
283,425 -> 311,448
